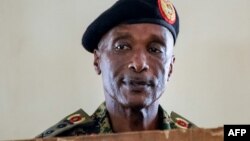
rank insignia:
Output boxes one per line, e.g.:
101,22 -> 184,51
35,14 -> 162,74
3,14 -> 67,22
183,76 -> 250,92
175,117 -> 189,129
67,113 -> 86,124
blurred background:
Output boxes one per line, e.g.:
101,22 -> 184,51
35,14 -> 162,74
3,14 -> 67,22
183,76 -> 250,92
0,0 -> 249,140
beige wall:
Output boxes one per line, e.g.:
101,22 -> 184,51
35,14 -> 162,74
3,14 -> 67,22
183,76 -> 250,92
0,0 -> 249,140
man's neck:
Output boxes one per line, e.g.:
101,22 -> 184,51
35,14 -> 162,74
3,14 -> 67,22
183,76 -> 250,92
106,101 -> 160,133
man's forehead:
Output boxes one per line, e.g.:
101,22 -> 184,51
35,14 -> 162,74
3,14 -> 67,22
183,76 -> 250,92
107,23 -> 173,41
97,23 -> 174,50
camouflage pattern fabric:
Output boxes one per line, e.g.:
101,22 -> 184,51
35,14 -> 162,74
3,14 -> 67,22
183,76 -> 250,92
37,102 -> 196,138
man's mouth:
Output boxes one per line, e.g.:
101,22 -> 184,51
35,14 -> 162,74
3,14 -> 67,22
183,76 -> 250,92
122,78 -> 154,92
129,80 -> 153,87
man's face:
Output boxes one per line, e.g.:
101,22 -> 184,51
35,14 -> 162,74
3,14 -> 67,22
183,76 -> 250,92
94,23 -> 174,109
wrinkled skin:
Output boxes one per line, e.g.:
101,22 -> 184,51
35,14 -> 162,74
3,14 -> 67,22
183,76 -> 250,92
94,23 -> 175,132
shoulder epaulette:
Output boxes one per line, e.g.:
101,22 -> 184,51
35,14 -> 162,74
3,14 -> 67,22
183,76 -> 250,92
170,111 -> 197,129
36,109 -> 94,138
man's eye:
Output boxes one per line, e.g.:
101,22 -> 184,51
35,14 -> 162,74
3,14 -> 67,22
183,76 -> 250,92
148,47 -> 162,53
114,44 -> 130,50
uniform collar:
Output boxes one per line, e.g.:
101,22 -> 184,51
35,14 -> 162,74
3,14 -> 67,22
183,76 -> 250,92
91,102 -> 175,133
91,102 -> 113,133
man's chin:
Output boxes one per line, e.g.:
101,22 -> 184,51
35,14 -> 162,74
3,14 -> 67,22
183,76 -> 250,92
120,100 -> 151,110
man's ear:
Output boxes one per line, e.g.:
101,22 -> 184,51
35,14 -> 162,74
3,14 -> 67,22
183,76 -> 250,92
167,55 -> 175,81
94,49 -> 101,75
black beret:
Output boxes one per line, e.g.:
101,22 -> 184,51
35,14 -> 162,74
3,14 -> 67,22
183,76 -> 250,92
82,0 -> 179,53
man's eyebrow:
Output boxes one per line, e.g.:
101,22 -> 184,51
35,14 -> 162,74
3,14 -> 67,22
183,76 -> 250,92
149,34 -> 166,46
112,32 -> 133,43
111,31 -> 167,46
98,32 -> 132,49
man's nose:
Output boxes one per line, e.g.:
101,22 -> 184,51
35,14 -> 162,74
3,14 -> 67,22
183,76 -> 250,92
128,52 -> 149,73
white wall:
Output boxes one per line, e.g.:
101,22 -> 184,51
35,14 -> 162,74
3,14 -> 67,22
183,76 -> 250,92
0,0 -> 249,140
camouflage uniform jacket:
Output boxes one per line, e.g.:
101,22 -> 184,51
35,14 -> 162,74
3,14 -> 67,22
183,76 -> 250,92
37,103 -> 196,138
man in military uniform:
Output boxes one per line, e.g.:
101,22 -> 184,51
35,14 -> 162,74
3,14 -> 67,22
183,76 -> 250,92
37,0 -> 197,138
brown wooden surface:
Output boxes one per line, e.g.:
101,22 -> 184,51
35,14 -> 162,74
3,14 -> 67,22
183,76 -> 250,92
17,127 -> 223,141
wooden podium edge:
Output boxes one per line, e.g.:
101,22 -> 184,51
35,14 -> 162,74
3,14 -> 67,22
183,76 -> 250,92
16,127 -> 224,141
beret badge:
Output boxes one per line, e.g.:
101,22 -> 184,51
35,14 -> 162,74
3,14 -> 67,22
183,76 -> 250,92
158,0 -> 176,25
